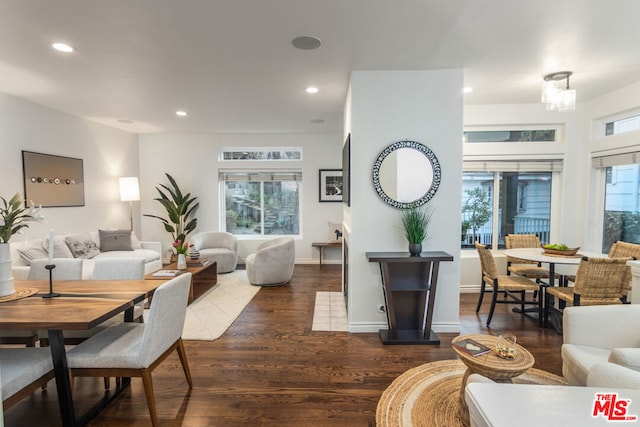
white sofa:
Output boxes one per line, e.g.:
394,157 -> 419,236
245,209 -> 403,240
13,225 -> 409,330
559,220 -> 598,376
10,230 -> 162,280
562,304 -> 640,386
465,362 -> 640,427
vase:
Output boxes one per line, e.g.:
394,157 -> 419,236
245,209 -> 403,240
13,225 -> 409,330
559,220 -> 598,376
176,253 -> 187,270
408,243 -> 422,257
0,243 -> 16,297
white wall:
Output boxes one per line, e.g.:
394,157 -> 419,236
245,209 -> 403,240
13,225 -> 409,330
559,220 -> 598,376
138,133 -> 343,261
345,69 -> 464,333
0,93 -> 139,242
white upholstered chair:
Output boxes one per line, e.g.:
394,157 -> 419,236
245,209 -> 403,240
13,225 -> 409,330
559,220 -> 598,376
66,273 -> 193,427
562,304 -> 640,385
191,231 -> 238,273
1,348 -> 54,410
28,258 -> 83,280
246,237 -> 295,286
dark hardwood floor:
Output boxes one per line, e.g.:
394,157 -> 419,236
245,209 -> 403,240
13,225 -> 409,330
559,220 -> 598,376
4,264 -> 563,426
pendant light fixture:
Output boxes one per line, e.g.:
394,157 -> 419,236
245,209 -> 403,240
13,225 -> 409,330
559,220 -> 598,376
541,71 -> 576,111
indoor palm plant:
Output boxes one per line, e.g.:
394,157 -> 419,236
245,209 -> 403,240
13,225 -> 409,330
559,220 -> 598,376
144,173 -> 199,248
399,206 -> 433,256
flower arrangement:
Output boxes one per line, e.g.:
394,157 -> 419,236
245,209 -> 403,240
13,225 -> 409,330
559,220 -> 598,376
172,240 -> 192,255
0,193 -> 45,243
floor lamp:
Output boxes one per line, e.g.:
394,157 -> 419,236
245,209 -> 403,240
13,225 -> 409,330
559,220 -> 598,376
119,177 -> 140,232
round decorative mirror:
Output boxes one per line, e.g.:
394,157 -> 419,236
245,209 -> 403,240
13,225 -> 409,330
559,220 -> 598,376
372,140 -> 441,208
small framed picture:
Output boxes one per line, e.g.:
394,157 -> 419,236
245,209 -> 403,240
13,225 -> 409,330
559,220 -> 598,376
319,169 -> 343,202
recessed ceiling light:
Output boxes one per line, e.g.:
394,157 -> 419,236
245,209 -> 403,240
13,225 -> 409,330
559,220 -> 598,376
51,42 -> 74,53
176,111 -> 188,117
463,87 -> 473,93
291,36 -> 322,50
306,87 -> 319,94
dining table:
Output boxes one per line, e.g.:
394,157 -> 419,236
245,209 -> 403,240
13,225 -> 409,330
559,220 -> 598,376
502,248 -> 605,329
0,278 -> 167,427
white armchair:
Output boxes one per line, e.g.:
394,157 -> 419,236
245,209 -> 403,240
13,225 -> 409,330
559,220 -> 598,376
191,231 -> 238,273
246,237 -> 295,286
562,304 -> 640,385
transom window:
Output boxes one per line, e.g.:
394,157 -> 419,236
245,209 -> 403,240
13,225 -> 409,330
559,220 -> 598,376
220,147 -> 302,161
463,130 -> 556,143
220,170 -> 301,237
605,115 -> 640,136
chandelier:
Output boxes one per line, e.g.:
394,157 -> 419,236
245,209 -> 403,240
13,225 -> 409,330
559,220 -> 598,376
541,71 -> 576,111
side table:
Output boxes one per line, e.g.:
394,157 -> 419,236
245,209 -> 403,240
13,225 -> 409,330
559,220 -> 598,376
452,334 -> 534,427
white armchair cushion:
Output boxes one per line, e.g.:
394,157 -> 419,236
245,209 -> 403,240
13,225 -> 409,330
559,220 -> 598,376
609,348 -> 640,372
191,231 -> 238,273
561,344 -> 611,386
246,237 -> 295,286
587,362 -> 640,389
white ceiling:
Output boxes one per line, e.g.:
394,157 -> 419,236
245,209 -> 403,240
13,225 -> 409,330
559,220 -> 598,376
1,1 -> 639,134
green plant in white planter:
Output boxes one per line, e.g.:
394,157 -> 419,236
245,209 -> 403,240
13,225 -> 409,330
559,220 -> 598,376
399,206 -> 433,256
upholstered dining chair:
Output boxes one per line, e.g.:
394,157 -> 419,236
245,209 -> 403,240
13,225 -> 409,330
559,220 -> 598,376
1,258 -> 83,348
505,234 -> 561,284
475,242 -> 542,326
1,347 -> 55,411
66,273 -> 193,427
545,256 -> 632,326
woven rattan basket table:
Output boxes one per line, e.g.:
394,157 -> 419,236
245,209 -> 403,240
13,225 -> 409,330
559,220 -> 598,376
452,334 -> 534,427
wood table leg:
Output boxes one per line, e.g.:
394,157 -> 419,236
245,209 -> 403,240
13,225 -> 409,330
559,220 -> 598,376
458,368 -> 472,427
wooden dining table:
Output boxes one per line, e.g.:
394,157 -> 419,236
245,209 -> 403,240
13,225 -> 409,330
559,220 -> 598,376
0,278 -> 167,427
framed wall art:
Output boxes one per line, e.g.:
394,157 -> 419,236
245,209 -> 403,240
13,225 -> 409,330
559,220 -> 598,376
319,169 -> 343,202
22,151 -> 85,207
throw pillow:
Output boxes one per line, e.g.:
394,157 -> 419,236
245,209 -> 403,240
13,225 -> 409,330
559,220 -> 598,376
43,235 -> 74,259
65,233 -> 101,259
328,222 -> 343,242
99,229 -> 133,252
16,244 -> 48,265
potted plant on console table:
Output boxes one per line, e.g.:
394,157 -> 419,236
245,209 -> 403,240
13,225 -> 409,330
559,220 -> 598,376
399,205 -> 433,256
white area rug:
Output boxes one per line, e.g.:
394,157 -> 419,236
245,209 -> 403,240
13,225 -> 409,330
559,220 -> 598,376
146,270 -> 260,341
312,291 -> 348,331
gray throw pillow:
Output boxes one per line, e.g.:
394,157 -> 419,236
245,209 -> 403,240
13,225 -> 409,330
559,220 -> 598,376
65,233 -> 101,259
99,229 -> 133,252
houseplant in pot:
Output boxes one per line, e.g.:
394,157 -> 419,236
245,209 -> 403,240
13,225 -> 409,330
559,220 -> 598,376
0,193 -> 44,296
144,173 -> 199,257
399,206 -> 433,256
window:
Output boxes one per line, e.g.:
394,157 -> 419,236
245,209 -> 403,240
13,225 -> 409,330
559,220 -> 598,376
602,163 -> 640,252
220,147 -> 302,161
221,170 -> 301,237
605,115 -> 640,136
461,164 -> 557,248
464,130 -> 556,143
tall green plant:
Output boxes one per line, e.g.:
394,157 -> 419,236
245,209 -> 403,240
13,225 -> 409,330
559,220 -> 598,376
462,188 -> 491,242
144,173 -> 199,243
399,206 -> 433,244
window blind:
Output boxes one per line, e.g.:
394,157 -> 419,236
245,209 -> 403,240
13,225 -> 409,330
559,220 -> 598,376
463,160 -> 563,172
591,151 -> 640,168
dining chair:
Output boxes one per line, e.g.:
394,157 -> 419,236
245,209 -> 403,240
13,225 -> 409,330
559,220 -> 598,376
545,256 -> 632,326
475,242 -> 542,326
1,347 -> 55,411
1,259 -> 83,348
91,257 -> 146,321
505,234 -> 561,284
562,241 -> 639,300
66,273 -> 193,427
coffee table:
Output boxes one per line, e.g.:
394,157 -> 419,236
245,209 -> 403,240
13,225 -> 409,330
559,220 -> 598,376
452,334 -> 534,427
146,259 -> 217,304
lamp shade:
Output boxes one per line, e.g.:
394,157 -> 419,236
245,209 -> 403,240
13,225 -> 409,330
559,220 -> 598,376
119,177 -> 140,202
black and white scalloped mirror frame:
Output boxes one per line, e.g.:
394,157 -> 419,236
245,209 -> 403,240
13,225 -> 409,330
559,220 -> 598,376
372,140 -> 441,209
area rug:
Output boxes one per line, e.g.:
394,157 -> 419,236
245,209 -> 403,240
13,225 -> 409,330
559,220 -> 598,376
376,359 -> 567,427
312,291 -> 348,331
145,270 -> 260,341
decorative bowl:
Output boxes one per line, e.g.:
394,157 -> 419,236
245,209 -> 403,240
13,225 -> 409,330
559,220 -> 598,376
541,245 -> 580,256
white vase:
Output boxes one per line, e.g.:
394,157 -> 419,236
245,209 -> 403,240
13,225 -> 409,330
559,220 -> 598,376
0,242 -> 16,297
176,253 -> 187,270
